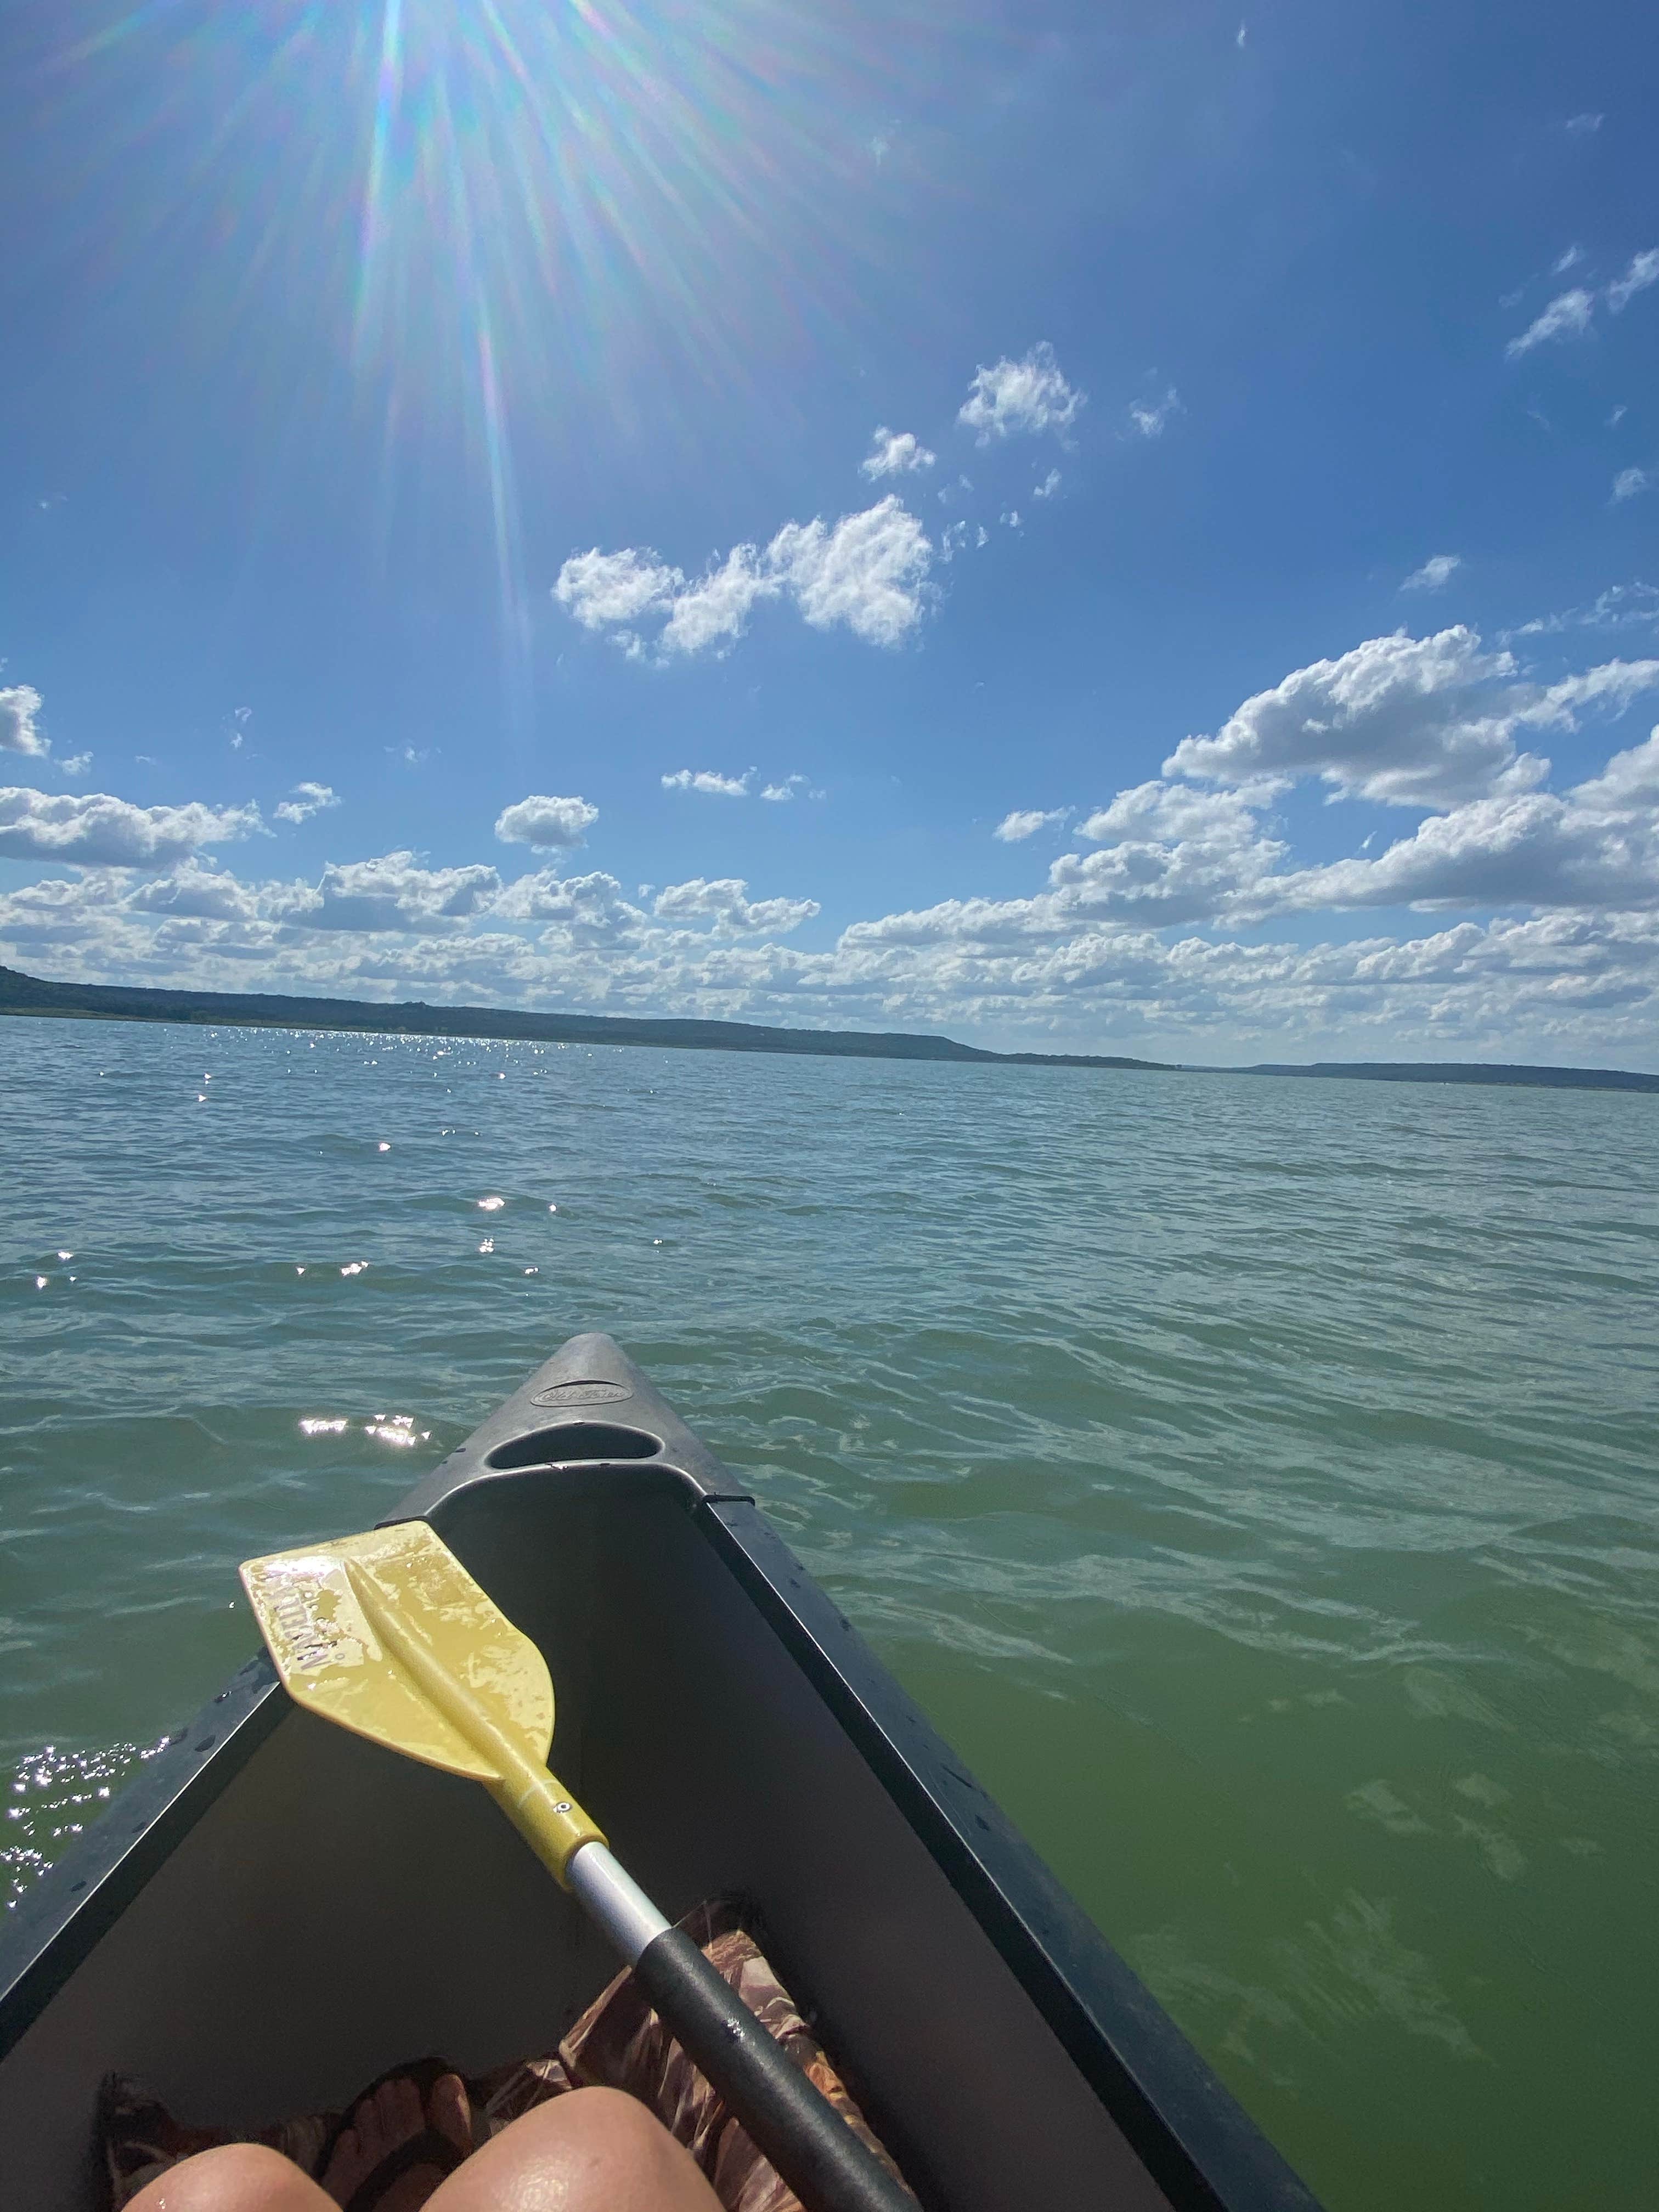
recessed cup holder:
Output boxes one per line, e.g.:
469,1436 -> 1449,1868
484,1421 -> 663,1471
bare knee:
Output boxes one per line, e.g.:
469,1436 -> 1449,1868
127,2141 -> 329,2212
432,2086 -> 721,2212
538,2085 -> 679,2159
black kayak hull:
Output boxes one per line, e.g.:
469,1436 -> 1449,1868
0,1335 -> 1323,2212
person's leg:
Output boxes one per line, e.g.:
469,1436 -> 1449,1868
126,2073 -> 472,2212
425,2087 -> 724,2212
319,2073 -> 472,2212
123,2084 -> 723,2212
125,2141 -> 332,2212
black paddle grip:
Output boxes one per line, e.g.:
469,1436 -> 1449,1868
632,1928 -> 915,2212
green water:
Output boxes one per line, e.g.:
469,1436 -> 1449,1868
3,1015 -> 1656,2208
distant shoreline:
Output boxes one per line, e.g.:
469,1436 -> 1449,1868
2,962 -> 1655,1094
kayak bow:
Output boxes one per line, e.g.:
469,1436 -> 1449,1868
0,1332 -> 1325,2212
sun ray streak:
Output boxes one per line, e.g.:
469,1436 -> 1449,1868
355,0 -> 405,357
36,0 -> 927,755
473,303 -> 532,746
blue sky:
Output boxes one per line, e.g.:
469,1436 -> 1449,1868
3,0 -> 1658,1063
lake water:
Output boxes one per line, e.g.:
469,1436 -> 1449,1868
3,1014 -> 1656,2209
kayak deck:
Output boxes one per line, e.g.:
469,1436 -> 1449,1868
0,1334 -> 1322,2212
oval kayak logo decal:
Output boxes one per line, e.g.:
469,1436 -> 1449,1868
529,1379 -> 634,1407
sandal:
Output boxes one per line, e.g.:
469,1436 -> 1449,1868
317,2055 -> 476,2212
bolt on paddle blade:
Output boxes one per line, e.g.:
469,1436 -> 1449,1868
240,1521 -> 555,1782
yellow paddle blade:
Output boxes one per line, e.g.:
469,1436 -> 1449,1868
240,1521 -> 554,1784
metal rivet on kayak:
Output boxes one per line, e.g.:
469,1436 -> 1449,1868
553,1801 -> 571,1813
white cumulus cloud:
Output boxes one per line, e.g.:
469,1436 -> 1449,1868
653,877 -> 821,936
555,497 -> 933,659
489,869 -> 641,941
1128,387 -> 1182,439
279,852 -> 501,934
274,782 -> 340,825
1164,627 -> 1659,808
1401,554 -> 1462,593
494,793 -> 599,849
662,769 -> 753,798
860,428 -> 936,479
1505,583 -> 1659,639
1507,289 -> 1595,356
1606,249 -> 1659,314
553,548 -> 682,630
126,859 -> 263,923
1611,467 -> 1651,504
768,495 -> 932,647
1505,252 -> 1659,360
1052,782 -> 1289,926
1,685 -> 48,757
839,712 -> 1659,960
994,808 -> 1068,842
0,787 -> 262,868
657,545 -> 773,656
957,343 -> 1085,443
1277,731 -> 1659,916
